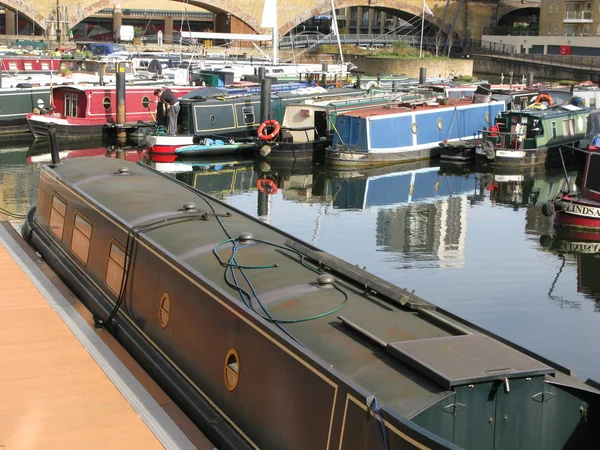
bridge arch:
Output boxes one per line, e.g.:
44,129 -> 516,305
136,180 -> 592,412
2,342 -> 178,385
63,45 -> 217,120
0,1 -> 45,31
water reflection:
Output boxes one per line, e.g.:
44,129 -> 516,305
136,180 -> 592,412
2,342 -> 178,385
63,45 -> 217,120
540,228 -> 600,312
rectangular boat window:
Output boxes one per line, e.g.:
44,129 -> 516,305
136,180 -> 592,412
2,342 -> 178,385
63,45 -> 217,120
64,93 -> 78,117
41,63 -> 49,70
71,212 -> 92,265
551,121 -> 557,139
562,119 -> 575,136
24,63 -> 33,71
105,241 -> 127,295
49,194 -> 67,240
242,106 -> 255,125
8,62 -> 17,70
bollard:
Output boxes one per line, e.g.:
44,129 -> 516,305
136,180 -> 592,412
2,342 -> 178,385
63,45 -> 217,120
257,190 -> 269,218
526,72 -> 534,87
48,124 -> 60,165
260,77 -> 272,124
419,67 -> 426,84
115,63 -> 127,143
258,67 -> 266,82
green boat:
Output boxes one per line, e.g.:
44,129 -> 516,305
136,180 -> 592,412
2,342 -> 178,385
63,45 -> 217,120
23,157 -> 600,449
475,105 -> 590,166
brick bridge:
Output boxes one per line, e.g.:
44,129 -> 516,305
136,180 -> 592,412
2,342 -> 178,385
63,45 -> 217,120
2,0 -> 539,41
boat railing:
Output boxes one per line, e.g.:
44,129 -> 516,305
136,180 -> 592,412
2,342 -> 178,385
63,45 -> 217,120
480,128 -> 530,150
280,125 -> 319,143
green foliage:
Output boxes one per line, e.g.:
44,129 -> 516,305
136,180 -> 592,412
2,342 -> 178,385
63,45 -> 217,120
454,75 -> 477,82
133,27 -> 144,38
557,79 -> 577,86
316,42 -> 448,60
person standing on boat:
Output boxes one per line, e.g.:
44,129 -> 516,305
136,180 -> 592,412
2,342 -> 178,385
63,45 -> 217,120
154,88 -> 180,135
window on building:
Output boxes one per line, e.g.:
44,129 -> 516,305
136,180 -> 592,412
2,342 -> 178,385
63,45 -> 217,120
597,24 -> 600,35
49,194 -> 66,240
105,241 -> 126,295
71,212 -> 92,265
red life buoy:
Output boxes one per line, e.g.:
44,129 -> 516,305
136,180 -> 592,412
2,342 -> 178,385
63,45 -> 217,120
489,125 -> 498,137
256,178 -> 278,194
535,93 -> 554,106
257,120 -> 281,141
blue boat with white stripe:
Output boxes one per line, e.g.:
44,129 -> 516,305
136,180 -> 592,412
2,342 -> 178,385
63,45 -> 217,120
326,98 -> 506,168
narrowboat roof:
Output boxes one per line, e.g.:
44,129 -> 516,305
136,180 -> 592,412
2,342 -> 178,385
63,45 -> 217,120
41,157 -> 600,420
503,104 -> 589,118
339,98 -> 500,118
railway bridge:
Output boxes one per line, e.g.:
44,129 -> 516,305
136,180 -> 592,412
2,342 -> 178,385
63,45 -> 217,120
1,0 -> 539,43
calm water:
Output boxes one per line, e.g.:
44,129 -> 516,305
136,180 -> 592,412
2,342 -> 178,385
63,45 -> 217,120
4,139 -> 600,381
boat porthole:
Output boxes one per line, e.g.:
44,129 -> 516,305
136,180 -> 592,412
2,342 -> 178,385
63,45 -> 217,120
142,96 -> 150,108
103,96 -> 111,110
210,115 -> 216,123
485,112 -> 490,123
37,98 -> 45,109
159,292 -> 171,328
437,118 -> 443,130
578,116 -> 584,131
224,348 -> 240,391
411,122 -> 418,134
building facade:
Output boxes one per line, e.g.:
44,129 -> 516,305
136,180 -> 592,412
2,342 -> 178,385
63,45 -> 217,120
540,1 -> 599,37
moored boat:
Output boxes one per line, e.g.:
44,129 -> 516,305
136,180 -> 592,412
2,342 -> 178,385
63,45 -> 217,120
23,157 -> 600,449
475,105 -> 590,167
256,91 -> 435,164
146,86 -> 366,162
26,85 -> 196,140
544,111 -> 600,228
325,98 -> 505,168
0,84 -> 51,136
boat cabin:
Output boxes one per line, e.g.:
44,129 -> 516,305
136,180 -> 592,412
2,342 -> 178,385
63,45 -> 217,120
482,105 -> 589,152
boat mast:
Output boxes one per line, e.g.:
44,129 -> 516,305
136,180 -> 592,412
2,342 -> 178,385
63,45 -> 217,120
330,0 -> 344,66
419,0 -> 425,59
261,0 -> 278,65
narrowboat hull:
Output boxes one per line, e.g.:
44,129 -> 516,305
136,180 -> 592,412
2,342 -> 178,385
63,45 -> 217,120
325,146 -> 438,168
0,85 -> 51,136
256,139 -> 328,163
475,146 -> 549,166
554,195 -> 600,229
24,158 -> 600,450
26,114 -> 105,139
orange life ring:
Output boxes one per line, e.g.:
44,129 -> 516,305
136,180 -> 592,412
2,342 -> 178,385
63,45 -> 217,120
256,178 -> 278,194
257,120 -> 280,141
535,93 -> 554,106
489,125 -> 498,137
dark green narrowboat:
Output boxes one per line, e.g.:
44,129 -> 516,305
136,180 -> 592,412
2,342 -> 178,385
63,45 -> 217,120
23,157 -> 600,449
475,105 -> 590,166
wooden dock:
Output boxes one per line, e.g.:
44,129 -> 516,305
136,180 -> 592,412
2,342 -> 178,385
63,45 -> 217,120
0,220 -> 214,450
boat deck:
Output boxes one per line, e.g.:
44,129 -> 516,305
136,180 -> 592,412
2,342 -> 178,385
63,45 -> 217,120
339,97 -> 489,118
0,220 -> 211,450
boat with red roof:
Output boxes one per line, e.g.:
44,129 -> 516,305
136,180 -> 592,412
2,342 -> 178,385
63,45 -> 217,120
325,97 -> 506,168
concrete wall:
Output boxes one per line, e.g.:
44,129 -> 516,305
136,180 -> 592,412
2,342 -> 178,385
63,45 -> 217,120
346,54 -> 473,78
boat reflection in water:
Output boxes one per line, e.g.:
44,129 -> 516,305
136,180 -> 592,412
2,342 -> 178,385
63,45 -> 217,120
540,228 -> 600,311
27,138 -> 147,164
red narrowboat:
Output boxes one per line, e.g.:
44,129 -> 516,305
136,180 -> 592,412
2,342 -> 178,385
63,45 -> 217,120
1,56 -> 62,73
26,85 -> 196,140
